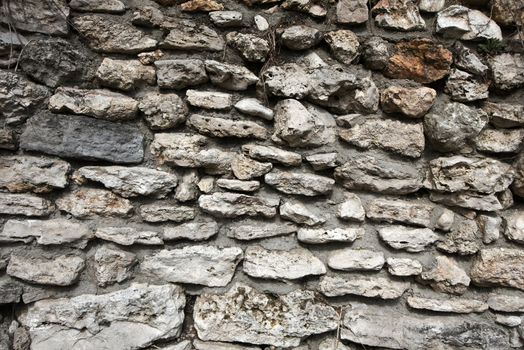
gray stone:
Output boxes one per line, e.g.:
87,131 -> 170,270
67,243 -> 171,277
235,98 -> 273,120
96,58 -> 156,92
386,257 -> 422,276
337,193 -> 365,222
175,170 -> 200,202
305,152 -> 339,170
407,296 -> 488,313
225,220 -> 297,240
478,214 -> 501,244
281,26 -> 322,50
0,129 -> 16,150
445,68 -> 489,102
0,70 -> 49,125
49,87 -> 138,121
231,154 -> 273,180
94,245 -> 136,287
1,219 -> 92,247
361,36 -> 393,70
514,152 -> 524,198
337,0 -> 368,24
280,201 -> 325,226
262,64 -> 311,99
0,155 -> 70,194
505,211 -> 524,244
226,32 -> 270,62
21,113 -> 144,164
366,198 -> 454,231
429,191 -> 505,211
475,128 -> 524,153
139,92 -> 188,130
328,249 -> 385,271
334,152 -> 424,194
488,294 -> 524,312
155,59 -> 208,90
436,5 -> 502,41
437,219 -> 481,255
199,192 -> 279,218
73,14 -> 157,53
242,144 -> 302,166
319,275 -> 410,299
163,21 -> 224,51
324,30 -> 360,64
483,102 -> 524,128
0,0 -> 69,35
193,284 -> 338,347
318,337 -> 353,350
209,11 -> 243,27
186,90 -> 233,110
380,86 -> 436,118
496,315 -> 521,327
264,169 -> 334,196
142,246 -> 242,287
243,246 -> 325,280
69,0 -> 126,13
471,248 -> 524,290
454,43 -> 488,75
489,53 -> 524,90
372,0 -> 426,31
418,0 -> 445,12
298,227 -> 362,244
0,193 -> 54,217
188,115 -> 267,139
339,116 -> 425,158
378,225 -> 440,252
194,339 -> 260,350
163,220 -> 219,241
19,283 -> 185,350
420,256 -> 470,294
0,279 -> 22,304
341,303 -> 509,349
216,179 -> 260,192
164,341 -> 193,350
205,60 -> 259,91
140,203 -> 195,223
56,189 -> 133,218
254,15 -> 269,31
95,227 -> 163,246
424,102 -> 488,152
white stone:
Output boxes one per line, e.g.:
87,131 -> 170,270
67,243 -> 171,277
328,249 -> 385,271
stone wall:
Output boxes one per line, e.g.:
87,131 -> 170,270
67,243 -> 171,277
0,0 -> 523,349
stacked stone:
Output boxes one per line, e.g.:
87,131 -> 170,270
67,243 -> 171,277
0,0 -> 523,349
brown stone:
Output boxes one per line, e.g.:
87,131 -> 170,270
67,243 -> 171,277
180,0 -> 224,11
380,86 -> 436,118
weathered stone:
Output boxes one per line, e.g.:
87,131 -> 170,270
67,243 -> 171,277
139,92 -> 188,130
386,257 -> 422,276
188,115 -> 267,139
273,99 -> 336,147
56,189 -> 133,218
151,133 -> 234,174
0,279 -> 22,304
337,0 -> 368,24
254,15 -> 269,31
471,248 -> 524,290
235,99 -> 273,120
216,179 -> 260,192
429,191 -> 505,211
495,315 -> 522,327
478,214 -> 501,243
445,68 -> 489,102
205,60 -> 259,91
0,70 -> 49,125
193,339 -> 260,350
0,156 -> 70,194
96,58 -> 156,91
489,53 -> 524,91
328,249 -> 385,271
174,170 -> 199,203
436,5 -> 502,41
318,337 -> 353,350
226,32 -> 270,62
341,303 -> 509,349
297,227 -> 363,244
209,11 -> 243,27
281,26 -> 322,50
280,201 -> 325,226
199,192 -> 278,218
361,36 -> 392,70
264,169 -> 334,196
319,275 -> 410,299
378,225 -> 440,252
418,0 -> 445,12
163,221 -> 218,241
475,128 -> 523,153
231,154 -> 272,180
163,21 -> 224,51
334,152 -> 424,194
337,193 -> 365,221
420,255 -> 470,294
138,49 -> 165,65
19,283 -> 185,350
7,252 -> 84,286
324,30 -> 360,64
305,152 -> 339,171
483,102 -> 524,128
452,43 -> 489,76
242,144 -> 302,166
372,0 -> 426,31
339,116 -> 425,158
365,198 -> 454,231
94,245 -> 136,287
155,59 -> 208,89
437,219 -> 480,255
491,0 -> 524,26
385,38 -> 452,83
194,284 -> 338,347
21,113 -> 144,164
425,155 -> 513,193
0,193 -> 54,217
0,129 -> 16,150
488,294 -> 524,312
1,219 -> 92,247
142,246 -> 242,287
0,0 -> 69,35
514,152 -> 524,198
225,220 -> 297,240
69,0 -> 126,13
181,0 -> 224,11
505,211 -> 524,244
424,103 -> 488,152
380,86 -> 436,118
140,203 -> 195,223
73,14 -> 157,53
95,227 -> 163,246
186,90 -> 233,110
49,87 -> 138,121
243,246 -> 325,280
262,64 -> 311,99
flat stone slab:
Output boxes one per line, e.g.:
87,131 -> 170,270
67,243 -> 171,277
470,248 -> 524,290
407,296 -> 488,313
0,193 -> 54,217
224,220 -> 297,240
319,275 -> 410,299
198,192 -> 279,218
264,169 -> 335,196
56,189 -> 133,218
377,225 -> 440,252
328,249 -> 385,271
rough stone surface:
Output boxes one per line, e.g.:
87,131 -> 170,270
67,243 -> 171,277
386,257 -> 423,276
319,275 -> 410,299
205,60 -> 259,91
436,5 -> 502,41
163,21 -> 224,51
337,0 -> 368,24
264,169 -> 334,196
297,227 -> 362,244
199,192 -> 278,218
280,201 -> 325,226
324,30 -> 360,65
372,0 -> 426,31
475,128 -> 523,154
281,26 -> 322,50
470,248 -> 524,290
139,92 -> 188,130
231,154 -> 273,180
155,59 -> 209,90
188,114 -> 267,139
225,220 -> 297,240
489,53 -> 524,91
242,144 -> 302,166
140,203 -> 196,223
488,294 -> 524,312
445,68 -> 490,102
0,193 -> 54,217
378,225 -> 440,252
407,296 -> 488,313
380,86 -> 436,118
0,0 -> 69,35
186,90 -> 233,110
226,32 -> 270,62
69,0 -> 126,13
235,98 -> 273,120
328,249 -> 385,271
56,189 -> 133,218
97,58 -> 156,91
420,256 -> 471,294
95,227 -> 163,246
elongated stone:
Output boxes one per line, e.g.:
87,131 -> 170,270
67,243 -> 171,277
96,58 -> 156,91
20,113 -> 144,164
436,5 -> 502,41
225,220 -> 297,240
264,169 -> 334,196
188,115 -> 267,139
235,98 -> 273,120
204,60 -> 259,91
186,90 -> 233,110
407,296 -> 488,313
280,201 -> 325,226
328,249 -> 385,271
306,152 -> 339,170
242,144 -> 302,166
429,191 -> 504,211
69,0 -> 126,13
141,246 -> 242,287
319,275 -> 410,299
297,227 -> 362,244
419,255 -> 470,294
470,248 -> 524,290
475,128 -> 524,154
386,257 -> 422,276
0,0 -> 69,35
163,220 -> 219,241
95,227 -> 164,246
76,166 -> 177,198
488,294 -> 524,312
162,21 -> 224,51
199,192 -> 278,218
155,59 -> 208,90
0,193 -> 54,217
231,154 -> 273,180
483,102 -> 524,128
378,225 -> 440,252
243,246 -> 325,280
194,284 -> 338,347
56,189 -> 133,218
140,203 -> 195,223
216,179 -> 260,192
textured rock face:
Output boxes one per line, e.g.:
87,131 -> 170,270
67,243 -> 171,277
95,227 -> 163,246
436,5 -> 502,41
188,115 -> 267,139
56,189 -> 133,218
155,59 -> 208,89
94,245 -> 136,287
380,86 -> 436,118
470,248 -> 524,290
489,53 -> 524,91
19,284 -> 186,350
378,225 -> 440,252
163,21 -> 224,51
194,284 -> 338,347
199,192 -> 278,218
0,193 -> 54,217
420,256 -> 470,294
0,0 -> 69,35
97,58 -> 156,91
319,275 -> 410,299
264,169 -> 334,196
407,296 -> 488,313
225,220 -> 297,240
328,249 -> 385,271
140,203 -> 196,223
139,92 -> 188,130
372,0 -> 426,31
